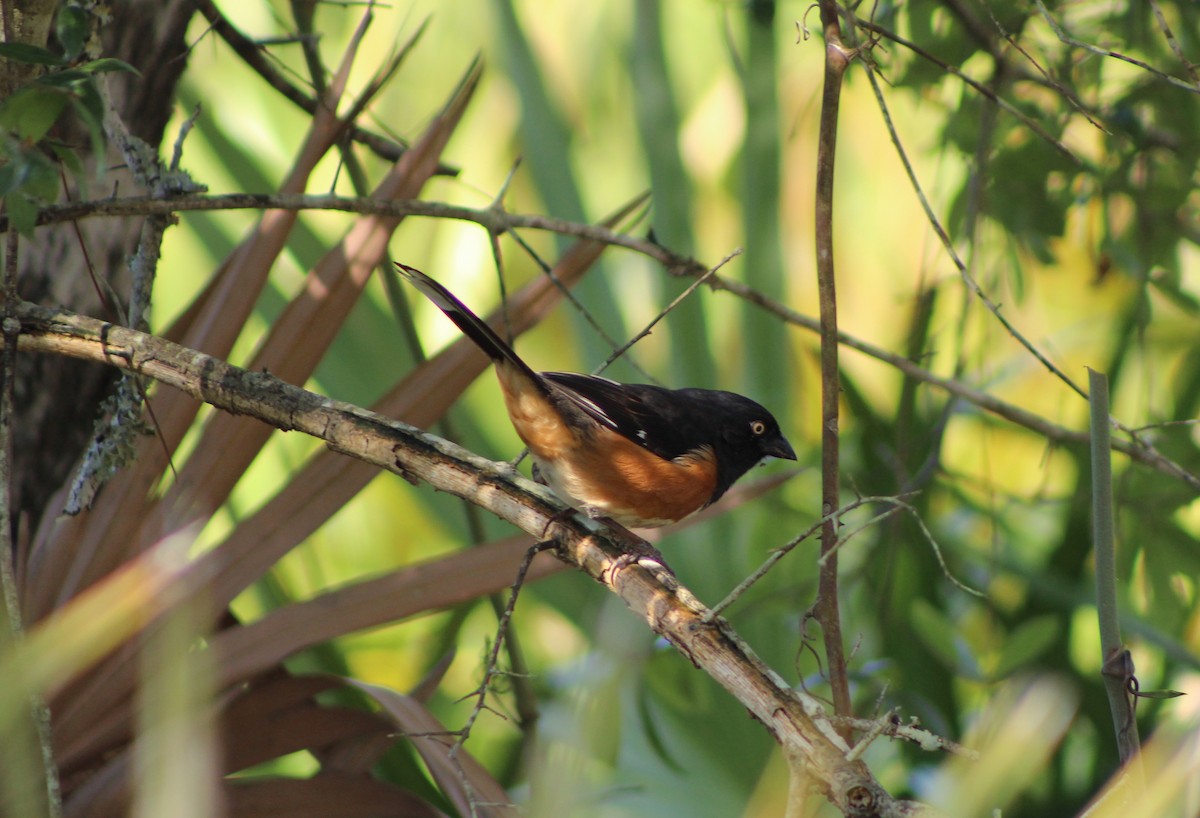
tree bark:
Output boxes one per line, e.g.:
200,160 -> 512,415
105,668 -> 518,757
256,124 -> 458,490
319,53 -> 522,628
10,0 -> 195,535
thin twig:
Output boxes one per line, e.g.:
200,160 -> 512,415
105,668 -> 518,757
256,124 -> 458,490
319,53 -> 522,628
505,211 -> 661,385
451,541 -> 553,749
9,193 -> 658,249
852,37 -> 1200,494
392,161 -> 543,756
708,494 -> 877,619
13,192 -> 1199,490
708,491 -> 981,620
590,249 -> 733,376
1034,0 -> 1200,97
837,711 -> 980,760
488,158 -> 523,346
1146,0 -> 1199,85
813,0 -> 854,735
708,273 -> 1200,493
979,0 -> 1110,133
449,541 -> 556,817
851,15 -> 1082,163
858,57 -> 1089,402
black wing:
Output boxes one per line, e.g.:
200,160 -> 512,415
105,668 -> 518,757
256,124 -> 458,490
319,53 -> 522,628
542,372 -> 709,462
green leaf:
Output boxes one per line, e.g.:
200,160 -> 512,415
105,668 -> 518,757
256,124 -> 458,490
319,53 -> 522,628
22,150 -> 59,201
1148,266 -> 1200,314
78,58 -> 141,76
34,69 -> 90,89
71,84 -> 108,165
992,616 -> 1059,679
910,599 -> 981,680
56,5 -> 89,61
72,81 -> 105,126
5,191 -> 38,235
49,142 -> 83,178
0,156 -> 31,198
0,42 -> 65,67
635,683 -> 685,773
0,86 -> 70,142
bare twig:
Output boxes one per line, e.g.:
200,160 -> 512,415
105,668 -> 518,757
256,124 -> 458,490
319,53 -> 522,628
848,36 -> 1200,502
1034,0 -> 1200,96
590,249 -> 733,376
838,712 -> 979,761
708,274 -> 1200,492
9,193 -> 663,257
813,0 -> 855,737
709,494 -> 877,619
850,16 -> 1082,163
979,0 -> 1110,133
1146,0 -> 1199,85
503,220 -> 662,386
858,56 -> 1089,403
449,540 -> 554,817
708,492 -> 981,622
12,194 -> 1199,491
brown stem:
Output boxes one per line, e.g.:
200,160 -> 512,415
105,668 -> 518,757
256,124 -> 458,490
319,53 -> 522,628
814,0 -> 854,740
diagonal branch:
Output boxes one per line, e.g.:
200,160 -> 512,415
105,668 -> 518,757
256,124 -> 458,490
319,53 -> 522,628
10,299 -> 939,818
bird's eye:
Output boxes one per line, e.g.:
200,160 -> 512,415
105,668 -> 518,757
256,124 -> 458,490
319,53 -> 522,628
750,420 -> 767,436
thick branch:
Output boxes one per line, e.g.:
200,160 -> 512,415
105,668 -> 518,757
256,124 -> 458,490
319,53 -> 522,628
10,300 -> 936,817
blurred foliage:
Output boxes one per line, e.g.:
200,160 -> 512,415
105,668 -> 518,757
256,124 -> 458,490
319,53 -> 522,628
3,0 -> 1200,816
0,38 -> 136,232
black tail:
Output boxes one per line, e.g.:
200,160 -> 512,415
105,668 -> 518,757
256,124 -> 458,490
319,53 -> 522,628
395,263 -> 541,382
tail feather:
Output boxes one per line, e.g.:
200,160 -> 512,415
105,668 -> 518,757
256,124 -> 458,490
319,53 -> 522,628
395,263 -> 542,383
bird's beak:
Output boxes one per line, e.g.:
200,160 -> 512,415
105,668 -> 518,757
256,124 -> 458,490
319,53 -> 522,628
765,436 -> 797,461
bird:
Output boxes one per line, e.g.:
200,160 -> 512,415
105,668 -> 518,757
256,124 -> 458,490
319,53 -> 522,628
395,263 -> 796,529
